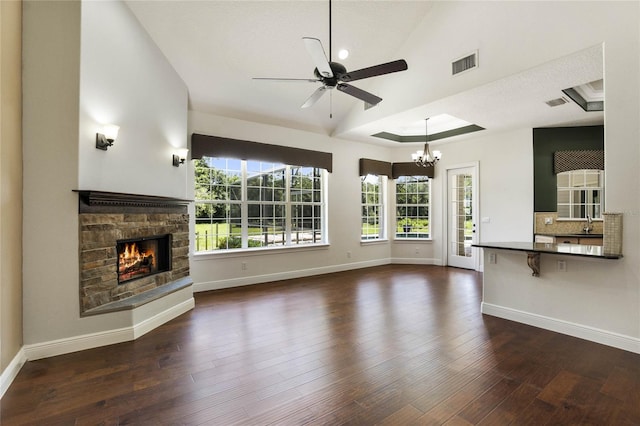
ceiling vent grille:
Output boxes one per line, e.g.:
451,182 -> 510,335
452,51 -> 478,76
545,97 -> 569,107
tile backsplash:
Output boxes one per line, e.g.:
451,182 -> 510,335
534,212 -> 603,235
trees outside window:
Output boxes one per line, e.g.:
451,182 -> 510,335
195,157 -> 326,252
395,175 -> 430,239
361,174 -> 386,240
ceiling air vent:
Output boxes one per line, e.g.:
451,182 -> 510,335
545,97 -> 569,107
452,51 -> 478,76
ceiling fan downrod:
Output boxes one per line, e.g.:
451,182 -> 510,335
328,0 -> 332,62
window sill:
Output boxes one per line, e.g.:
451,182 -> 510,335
394,238 -> 433,242
193,243 -> 330,260
360,239 -> 389,245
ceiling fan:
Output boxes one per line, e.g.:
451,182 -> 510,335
253,0 -> 408,110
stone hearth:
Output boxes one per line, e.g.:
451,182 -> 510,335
75,191 -> 190,316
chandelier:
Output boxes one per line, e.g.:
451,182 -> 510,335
412,117 -> 442,167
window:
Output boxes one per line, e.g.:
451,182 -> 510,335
395,176 -> 431,239
557,169 -> 604,219
194,157 -> 326,252
361,174 -> 386,240
290,166 -> 323,244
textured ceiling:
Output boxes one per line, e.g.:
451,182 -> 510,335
125,1 -> 604,145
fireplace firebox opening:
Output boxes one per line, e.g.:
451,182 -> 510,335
117,234 -> 171,284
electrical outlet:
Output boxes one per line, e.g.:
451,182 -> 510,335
415,247 -> 420,254
347,251 -> 352,259
545,217 -> 553,225
489,253 -> 497,264
557,260 -> 567,272
241,262 -> 247,270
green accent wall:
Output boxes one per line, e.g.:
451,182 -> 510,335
533,125 -> 604,212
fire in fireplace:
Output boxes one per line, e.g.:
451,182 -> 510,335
117,234 -> 171,284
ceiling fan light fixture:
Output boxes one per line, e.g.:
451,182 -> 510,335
338,49 -> 349,60
252,0 -> 408,112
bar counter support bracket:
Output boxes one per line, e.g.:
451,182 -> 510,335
527,252 -> 541,277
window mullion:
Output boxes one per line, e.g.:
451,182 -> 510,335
285,166 -> 292,246
241,160 -> 248,249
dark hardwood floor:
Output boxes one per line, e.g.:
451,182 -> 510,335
2,265 -> 639,425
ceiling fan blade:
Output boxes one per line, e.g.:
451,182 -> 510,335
303,37 -> 333,78
339,59 -> 408,82
253,77 -> 320,83
301,86 -> 328,108
337,83 -> 382,106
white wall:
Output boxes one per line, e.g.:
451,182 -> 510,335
22,0 -> 190,348
482,249 -> 639,353
78,1 -> 188,197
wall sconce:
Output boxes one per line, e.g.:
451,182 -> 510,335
172,148 -> 189,167
96,124 -> 120,150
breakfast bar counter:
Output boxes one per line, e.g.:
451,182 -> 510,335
473,241 -> 622,276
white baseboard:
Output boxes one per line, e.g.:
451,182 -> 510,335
133,298 -> 195,339
1,347 -> 27,399
194,259 -> 390,292
23,298 -> 195,361
482,302 -> 640,354
390,257 -> 441,265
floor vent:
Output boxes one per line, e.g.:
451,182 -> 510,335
452,51 -> 478,76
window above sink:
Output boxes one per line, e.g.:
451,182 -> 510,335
557,169 -> 604,220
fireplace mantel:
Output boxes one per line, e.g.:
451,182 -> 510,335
73,190 -> 191,214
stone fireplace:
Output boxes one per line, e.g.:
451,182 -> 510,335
76,190 -> 191,316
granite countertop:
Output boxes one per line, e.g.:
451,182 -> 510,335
473,241 -> 622,259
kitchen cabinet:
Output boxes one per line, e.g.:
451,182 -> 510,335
535,234 -> 603,246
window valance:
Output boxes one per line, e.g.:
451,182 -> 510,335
359,159 -> 434,178
392,162 -> 434,179
359,158 -> 392,177
553,150 -> 604,174
191,133 -> 333,172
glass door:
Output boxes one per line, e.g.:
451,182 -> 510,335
447,166 -> 478,269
